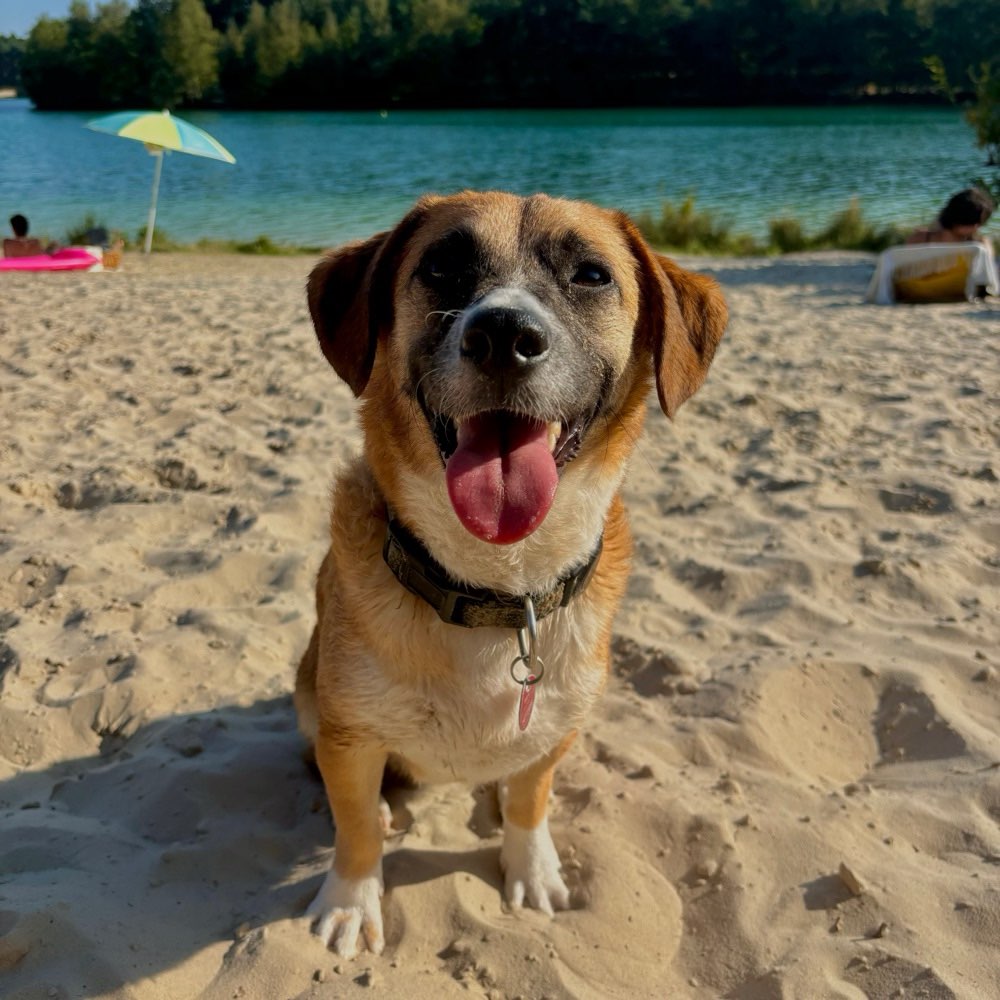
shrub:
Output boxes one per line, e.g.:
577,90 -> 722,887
137,225 -> 182,252
639,195 -> 909,256
191,234 -> 321,255
635,195 -> 759,254
65,213 -> 106,245
768,217 -> 808,253
234,234 -> 279,254
809,198 -> 906,252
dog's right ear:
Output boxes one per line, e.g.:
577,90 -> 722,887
307,233 -> 388,397
307,204 -> 430,397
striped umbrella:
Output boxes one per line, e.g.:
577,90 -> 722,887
86,110 -> 236,254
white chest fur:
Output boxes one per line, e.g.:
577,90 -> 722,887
330,454 -> 619,785
368,606 -> 606,785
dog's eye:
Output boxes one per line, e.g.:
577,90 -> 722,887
418,254 -> 474,289
419,255 -> 450,282
572,263 -> 611,287
417,230 -> 482,290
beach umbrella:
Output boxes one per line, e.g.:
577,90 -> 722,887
86,110 -> 236,254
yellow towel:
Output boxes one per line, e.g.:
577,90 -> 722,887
893,257 -> 970,303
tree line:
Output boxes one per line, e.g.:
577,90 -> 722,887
12,0 -> 1000,111
0,36 -> 25,88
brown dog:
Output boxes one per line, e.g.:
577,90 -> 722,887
296,191 -> 727,957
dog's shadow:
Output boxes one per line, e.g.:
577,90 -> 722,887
0,698 -> 310,993
0,696 -> 510,996
385,844 -> 501,889
378,771 -> 541,928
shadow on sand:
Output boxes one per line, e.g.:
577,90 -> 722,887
0,698 -> 327,995
0,696 -> 515,997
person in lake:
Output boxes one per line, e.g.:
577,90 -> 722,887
4,214 -> 45,258
906,188 -> 995,245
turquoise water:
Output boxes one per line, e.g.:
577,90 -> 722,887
0,100 -> 986,246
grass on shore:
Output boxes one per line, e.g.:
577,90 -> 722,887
140,228 -> 324,256
62,197 -> 919,258
635,195 -> 909,255
61,214 -> 321,256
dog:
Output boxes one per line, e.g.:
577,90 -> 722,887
295,191 -> 727,957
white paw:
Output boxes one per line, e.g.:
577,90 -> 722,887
378,796 -> 394,835
500,818 -> 570,916
306,863 -> 385,958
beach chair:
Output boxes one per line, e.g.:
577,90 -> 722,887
865,242 -> 999,304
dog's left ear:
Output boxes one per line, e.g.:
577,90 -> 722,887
307,201 -> 432,396
618,214 -> 728,418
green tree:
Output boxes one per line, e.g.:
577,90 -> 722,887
161,0 -> 221,106
90,1 -> 133,107
0,35 -> 26,89
928,51 -> 1000,202
17,0 -> 1000,110
122,0 -> 173,106
222,1 -> 267,103
965,61 -> 1000,201
255,0 -> 310,83
21,16 -> 71,108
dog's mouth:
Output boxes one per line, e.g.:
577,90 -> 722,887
421,402 -> 594,545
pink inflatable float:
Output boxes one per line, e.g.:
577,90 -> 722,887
0,247 -> 100,272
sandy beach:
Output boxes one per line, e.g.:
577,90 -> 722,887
1,251 -> 998,1000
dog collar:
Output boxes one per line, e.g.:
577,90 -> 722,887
382,514 -> 602,629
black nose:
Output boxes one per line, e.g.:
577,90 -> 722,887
460,306 -> 550,374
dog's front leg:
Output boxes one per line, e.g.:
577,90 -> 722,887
307,740 -> 388,957
500,732 -> 576,915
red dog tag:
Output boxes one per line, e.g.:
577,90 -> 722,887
518,676 -> 537,731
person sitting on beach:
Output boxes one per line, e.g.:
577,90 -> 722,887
3,214 -> 45,258
906,188 -> 995,245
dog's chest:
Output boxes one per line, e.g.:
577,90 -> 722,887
375,615 -> 605,784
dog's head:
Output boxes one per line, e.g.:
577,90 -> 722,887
308,191 -> 726,548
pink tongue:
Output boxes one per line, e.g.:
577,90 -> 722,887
446,413 -> 558,544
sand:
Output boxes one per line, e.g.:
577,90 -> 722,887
0,251 -> 998,1000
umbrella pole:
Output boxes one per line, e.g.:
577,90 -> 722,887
144,148 -> 164,255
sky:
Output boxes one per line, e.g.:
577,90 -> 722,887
0,1 -> 97,37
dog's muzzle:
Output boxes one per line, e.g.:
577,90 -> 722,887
415,287 -> 601,546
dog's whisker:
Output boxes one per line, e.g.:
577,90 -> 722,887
425,309 -> 462,324
409,365 -> 446,405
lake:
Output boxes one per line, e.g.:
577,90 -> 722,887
0,99 -> 988,247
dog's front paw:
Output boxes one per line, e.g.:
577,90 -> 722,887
306,864 -> 384,958
500,818 -> 571,916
